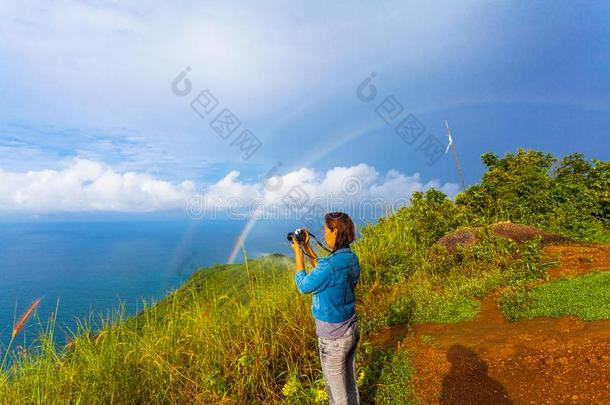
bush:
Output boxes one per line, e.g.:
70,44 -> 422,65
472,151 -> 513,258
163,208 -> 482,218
456,150 -> 610,241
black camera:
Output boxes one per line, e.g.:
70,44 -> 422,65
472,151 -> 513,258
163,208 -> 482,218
287,228 -> 308,243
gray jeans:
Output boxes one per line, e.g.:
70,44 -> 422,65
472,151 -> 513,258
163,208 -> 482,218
317,322 -> 360,405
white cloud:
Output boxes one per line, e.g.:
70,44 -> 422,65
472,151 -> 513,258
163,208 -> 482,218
0,160 -> 459,215
189,163 -> 459,218
0,159 -> 194,213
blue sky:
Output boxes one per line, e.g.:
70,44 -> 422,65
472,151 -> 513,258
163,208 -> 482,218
0,0 -> 609,216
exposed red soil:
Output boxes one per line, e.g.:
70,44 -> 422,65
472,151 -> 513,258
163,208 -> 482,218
544,243 -> 610,279
371,243 -> 610,404
435,222 -> 573,253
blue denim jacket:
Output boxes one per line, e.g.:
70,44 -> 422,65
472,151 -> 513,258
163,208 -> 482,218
294,247 -> 360,323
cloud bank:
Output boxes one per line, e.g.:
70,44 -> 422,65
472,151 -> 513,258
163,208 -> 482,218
0,160 -> 459,215
188,163 -> 460,219
0,159 -> 194,213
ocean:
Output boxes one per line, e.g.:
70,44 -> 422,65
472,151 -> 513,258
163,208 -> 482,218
0,218 -> 298,349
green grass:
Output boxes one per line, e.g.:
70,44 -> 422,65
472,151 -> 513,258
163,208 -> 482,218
0,253 -> 417,404
0,223 -> 554,403
0,218 -> 543,404
500,271 -> 610,321
2,161 -> 606,403
1,255 -> 322,403
1,230 -> 547,403
365,231 -> 554,329
373,350 -> 417,405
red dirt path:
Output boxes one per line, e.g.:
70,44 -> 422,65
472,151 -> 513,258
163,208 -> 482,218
371,243 -> 610,404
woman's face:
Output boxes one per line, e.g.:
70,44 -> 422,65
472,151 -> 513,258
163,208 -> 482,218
324,222 -> 337,249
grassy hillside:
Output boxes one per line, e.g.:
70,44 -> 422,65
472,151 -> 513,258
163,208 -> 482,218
1,149 -> 608,403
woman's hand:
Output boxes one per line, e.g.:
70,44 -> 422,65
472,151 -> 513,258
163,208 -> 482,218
292,237 -> 302,255
292,237 -> 306,272
302,228 -> 310,246
300,228 -> 318,267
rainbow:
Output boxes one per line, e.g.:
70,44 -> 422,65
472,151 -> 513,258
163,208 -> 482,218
225,122 -> 381,264
227,214 -> 260,264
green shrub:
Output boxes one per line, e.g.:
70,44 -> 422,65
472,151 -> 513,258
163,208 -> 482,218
456,150 -> 610,241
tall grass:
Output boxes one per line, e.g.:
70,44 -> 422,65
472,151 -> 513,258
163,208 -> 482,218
1,298 -> 43,375
1,191 -> 557,403
0,256 -> 322,403
3,150 -> 602,402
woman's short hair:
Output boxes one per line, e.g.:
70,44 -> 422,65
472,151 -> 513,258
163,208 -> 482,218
324,212 -> 355,250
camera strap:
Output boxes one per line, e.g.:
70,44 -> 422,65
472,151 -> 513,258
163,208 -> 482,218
309,233 -> 332,253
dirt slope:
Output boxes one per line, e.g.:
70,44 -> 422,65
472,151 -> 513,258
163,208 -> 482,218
371,243 -> 610,404
435,223 -> 573,253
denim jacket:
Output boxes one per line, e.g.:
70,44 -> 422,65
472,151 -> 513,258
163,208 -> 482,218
294,247 -> 360,323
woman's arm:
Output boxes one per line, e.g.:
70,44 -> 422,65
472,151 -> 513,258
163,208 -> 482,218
302,231 -> 318,267
292,234 -> 329,294
291,238 -> 305,272
294,258 -> 331,294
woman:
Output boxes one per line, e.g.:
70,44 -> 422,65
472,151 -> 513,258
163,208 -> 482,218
291,212 -> 361,405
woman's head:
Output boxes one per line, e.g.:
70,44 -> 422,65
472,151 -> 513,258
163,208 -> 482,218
323,212 -> 355,251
